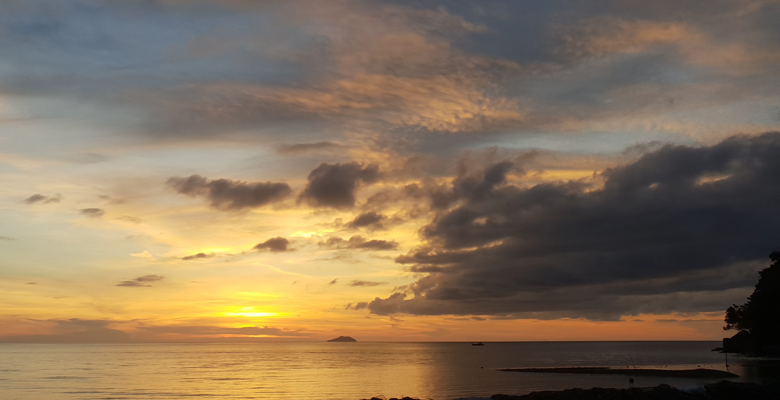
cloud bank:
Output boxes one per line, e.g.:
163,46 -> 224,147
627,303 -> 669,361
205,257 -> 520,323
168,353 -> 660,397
367,132 -> 780,320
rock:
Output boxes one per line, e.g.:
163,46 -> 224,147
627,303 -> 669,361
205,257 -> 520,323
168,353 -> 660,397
327,335 -> 357,342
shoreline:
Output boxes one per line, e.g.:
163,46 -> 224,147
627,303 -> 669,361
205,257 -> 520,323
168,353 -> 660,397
362,381 -> 780,400
489,380 -> 780,400
498,367 -> 738,378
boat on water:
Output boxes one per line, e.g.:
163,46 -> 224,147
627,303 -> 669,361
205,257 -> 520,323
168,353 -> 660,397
471,342 -> 485,346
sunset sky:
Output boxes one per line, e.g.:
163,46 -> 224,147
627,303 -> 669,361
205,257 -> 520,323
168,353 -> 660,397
1,0 -> 780,343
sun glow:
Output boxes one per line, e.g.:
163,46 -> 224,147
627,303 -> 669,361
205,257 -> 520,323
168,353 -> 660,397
223,307 -> 279,318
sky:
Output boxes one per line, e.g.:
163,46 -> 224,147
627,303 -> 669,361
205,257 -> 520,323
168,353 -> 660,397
1,0 -> 780,343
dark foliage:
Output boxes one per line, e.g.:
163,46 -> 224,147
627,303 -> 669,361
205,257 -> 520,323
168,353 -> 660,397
724,251 -> 780,347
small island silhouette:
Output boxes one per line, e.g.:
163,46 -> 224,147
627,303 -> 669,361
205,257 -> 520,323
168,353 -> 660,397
327,336 -> 357,342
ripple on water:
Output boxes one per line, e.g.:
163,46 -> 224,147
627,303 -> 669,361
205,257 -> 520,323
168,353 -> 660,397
43,376 -> 88,380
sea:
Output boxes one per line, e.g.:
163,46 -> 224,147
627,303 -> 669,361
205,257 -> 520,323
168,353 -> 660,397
0,341 -> 776,400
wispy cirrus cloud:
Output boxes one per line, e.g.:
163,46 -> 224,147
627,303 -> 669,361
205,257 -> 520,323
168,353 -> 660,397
276,141 -> 348,155
80,208 -> 105,218
116,275 -> 165,288
181,252 -> 214,261
349,280 -> 386,287
319,235 -> 398,251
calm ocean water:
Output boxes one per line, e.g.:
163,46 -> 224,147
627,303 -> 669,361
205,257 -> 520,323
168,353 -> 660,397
0,341 -> 774,400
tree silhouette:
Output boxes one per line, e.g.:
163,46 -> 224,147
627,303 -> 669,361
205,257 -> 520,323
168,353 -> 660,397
724,251 -> 780,350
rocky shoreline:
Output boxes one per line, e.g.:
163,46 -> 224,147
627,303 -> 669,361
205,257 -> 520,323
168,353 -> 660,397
361,381 -> 780,400
492,380 -> 780,399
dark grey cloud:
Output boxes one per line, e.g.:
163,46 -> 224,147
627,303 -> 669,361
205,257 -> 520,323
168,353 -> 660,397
345,302 -> 369,310
116,275 -> 165,287
80,208 -> 105,218
366,132 -> 780,320
167,174 -> 292,211
299,162 -> 380,209
23,194 -> 61,204
253,237 -> 291,253
349,280 -> 387,287
319,235 -> 399,251
181,252 -> 214,261
276,141 -> 347,155
347,211 -> 387,230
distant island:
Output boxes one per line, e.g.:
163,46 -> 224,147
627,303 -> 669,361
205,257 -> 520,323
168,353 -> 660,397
327,336 -> 357,342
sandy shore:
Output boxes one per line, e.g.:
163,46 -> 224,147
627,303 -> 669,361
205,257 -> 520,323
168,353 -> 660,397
498,367 -> 738,378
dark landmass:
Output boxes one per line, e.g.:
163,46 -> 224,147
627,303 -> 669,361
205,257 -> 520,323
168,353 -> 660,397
499,367 -> 737,378
721,331 -> 780,357
327,336 -> 357,342
722,251 -> 780,357
361,381 -> 780,400
491,380 -> 780,400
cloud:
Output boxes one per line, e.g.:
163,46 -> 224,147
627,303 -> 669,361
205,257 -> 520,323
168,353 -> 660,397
319,235 -> 399,251
23,194 -> 61,204
276,141 -> 347,155
366,132 -> 780,319
0,319 -> 308,343
116,215 -> 143,223
345,302 -> 369,310
181,252 -> 214,261
166,174 -> 292,211
151,1 -> 524,135
555,15 -> 780,75
0,236 -> 12,241
0,319 -> 130,343
299,162 -> 380,209
212,73 -> 524,134
347,211 -> 387,230
328,278 -> 338,285
80,208 -> 105,218
116,275 -> 165,287
252,237 -> 291,253
137,324 -> 307,338
349,280 -> 386,287
555,19 -> 698,62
